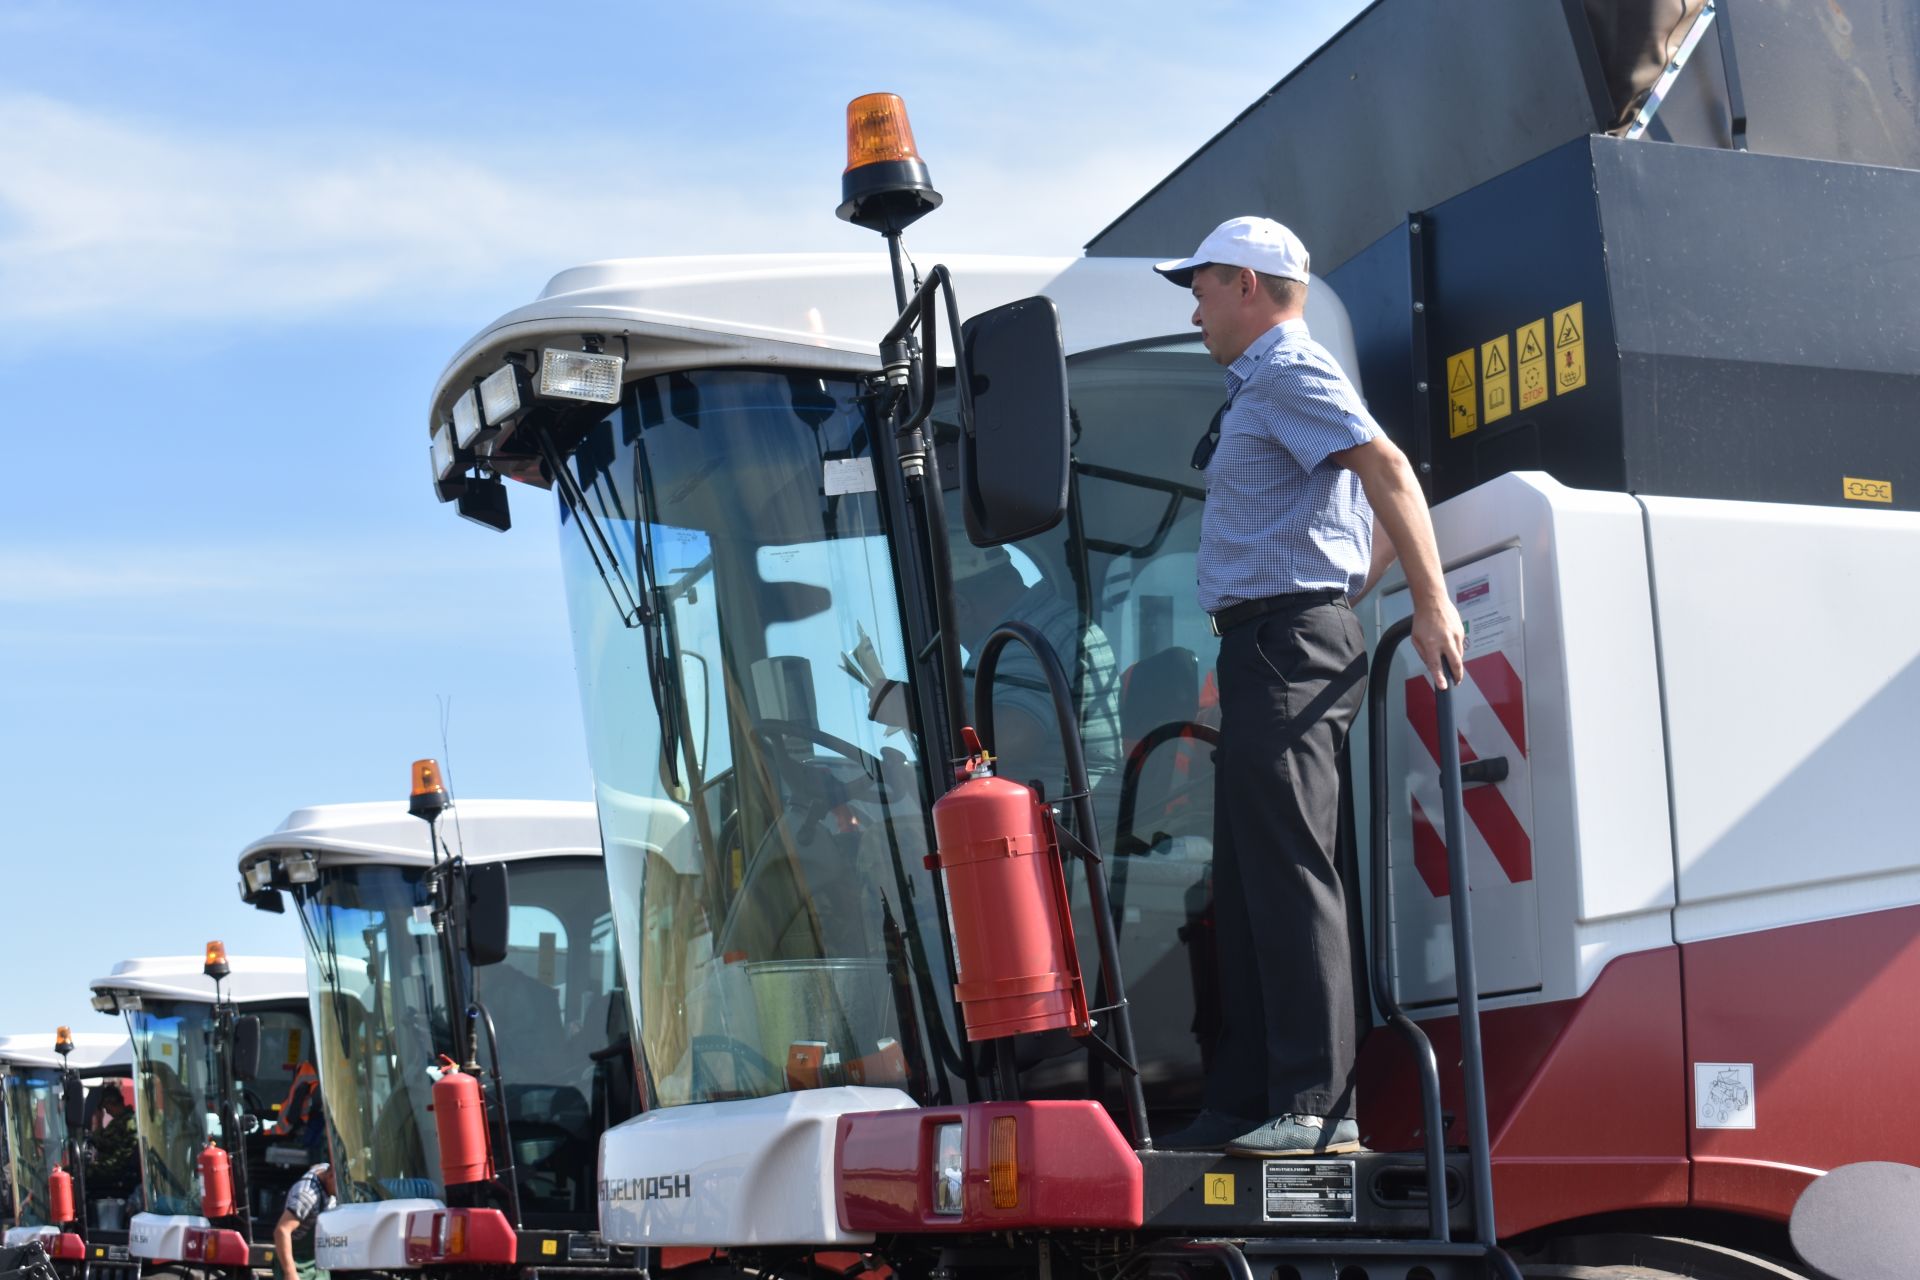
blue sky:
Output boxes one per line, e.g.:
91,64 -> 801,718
0,1 -> 1363,1035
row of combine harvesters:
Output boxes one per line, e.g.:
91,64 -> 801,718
2,763 -> 625,1280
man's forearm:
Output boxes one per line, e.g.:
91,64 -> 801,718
1339,437 -> 1465,686
1357,515 -> 1397,601
1362,456 -> 1447,609
275,1226 -> 298,1280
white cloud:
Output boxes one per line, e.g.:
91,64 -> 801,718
0,537 -> 561,641
0,5 -> 1359,336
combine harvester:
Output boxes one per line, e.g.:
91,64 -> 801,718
0,1032 -> 134,1280
236,778 -> 643,1280
411,2 -> 1920,1276
89,951 -> 315,1280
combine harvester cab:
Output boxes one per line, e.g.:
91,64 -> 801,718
90,951 -> 314,1280
0,1031 -> 135,1279
236,790 -> 642,1280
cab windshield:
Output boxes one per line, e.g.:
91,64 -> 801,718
2,1071 -> 65,1228
125,1000 -> 219,1216
563,340 -> 1232,1121
560,370 -> 958,1109
300,863 -> 451,1203
299,857 -> 628,1225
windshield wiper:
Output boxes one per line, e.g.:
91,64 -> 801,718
532,422 -> 697,800
534,426 -> 650,630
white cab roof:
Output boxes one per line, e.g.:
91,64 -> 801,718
90,955 -> 307,1006
430,252 -> 1360,434
0,1032 -> 132,1073
237,799 -> 601,880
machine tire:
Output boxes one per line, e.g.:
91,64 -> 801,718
1522,1269 -> 1694,1278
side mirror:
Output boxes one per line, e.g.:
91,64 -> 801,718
231,1016 -> 262,1083
62,1078 -> 84,1135
957,295 -> 1070,547
465,862 -> 512,967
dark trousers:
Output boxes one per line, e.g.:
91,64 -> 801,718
1207,598 -> 1368,1121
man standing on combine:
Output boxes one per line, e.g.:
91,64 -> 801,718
1154,217 -> 1465,1157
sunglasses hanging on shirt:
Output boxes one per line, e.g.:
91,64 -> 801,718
1191,403 -> 1226,471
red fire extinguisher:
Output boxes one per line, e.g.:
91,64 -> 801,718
47,1167 -> 74,1225
930,728 -> 1090,1042
199,1142 -> 235,1219
433,1057 -> 492,1186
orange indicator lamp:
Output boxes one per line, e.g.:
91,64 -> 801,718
204,939 -> 230,981
410,758 -> 450,821
837,93 -> 941,233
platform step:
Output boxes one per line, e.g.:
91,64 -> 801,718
1140,1148 -> 1473,1237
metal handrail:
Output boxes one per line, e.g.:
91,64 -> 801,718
1367,618 -> 1500,1248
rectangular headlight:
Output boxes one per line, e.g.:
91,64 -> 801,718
432,422 -> 459,481
90,993 -> 118,1015
931,1121 -> 964,1215
243,860 -> 274,894
478,365 -> 524,428
452,388 -> 488,450
538,349 -> 623,404
282,851 -> 320,885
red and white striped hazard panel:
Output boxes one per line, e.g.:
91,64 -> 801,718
1388,546 -> 1542,1002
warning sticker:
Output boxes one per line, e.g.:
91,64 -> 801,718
1447,349 -> 1477,438
1203,1173 -> 1235,1206
1516,320 -> 1548,410
1553,301 -> 1587,395
1843,476 -> 1893,504
1481,334 -> 1512,425
1262,1160 -> 1356,1222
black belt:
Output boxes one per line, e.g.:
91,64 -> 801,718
1208,588 -> 1348,636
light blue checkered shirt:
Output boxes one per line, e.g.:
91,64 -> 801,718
1197,318 -> 1379,613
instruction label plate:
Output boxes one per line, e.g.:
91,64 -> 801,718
1262,1159 -> 1357,1222
1447,349 -> 1478,437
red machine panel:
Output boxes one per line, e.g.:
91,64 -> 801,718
837,1100 -> 1141,1232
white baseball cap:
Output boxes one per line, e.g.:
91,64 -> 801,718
1153,216 -> 1312,288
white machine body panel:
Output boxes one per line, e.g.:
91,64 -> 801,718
1642,496 -> 1920,942
4,1227 -> 60,1249
313,1199 -> 442,1271
598,1087 -> 916,1246
127,1212 -> 210,1261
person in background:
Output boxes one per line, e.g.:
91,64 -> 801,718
274,1161 -> 336,1280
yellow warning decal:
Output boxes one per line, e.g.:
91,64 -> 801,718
1843,476 -> 1893,503
1481,334 -> 1512,425
1553,302 -> 1587,395
542,1239 -> 560,1257
1517,320 -> 1548,410
1447,348 -> 1478,437
1204,1173 -> 1235,1205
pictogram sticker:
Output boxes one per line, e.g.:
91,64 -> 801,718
1694,1062 -> 1757,1130
1516,320 -> 1548,409
1553,301 -> 1587,395
1481,334 -> 1511,424
1447,349 -> 1477,437
1204,1173 -> 1235,1205
1843,476 -> 1893,504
